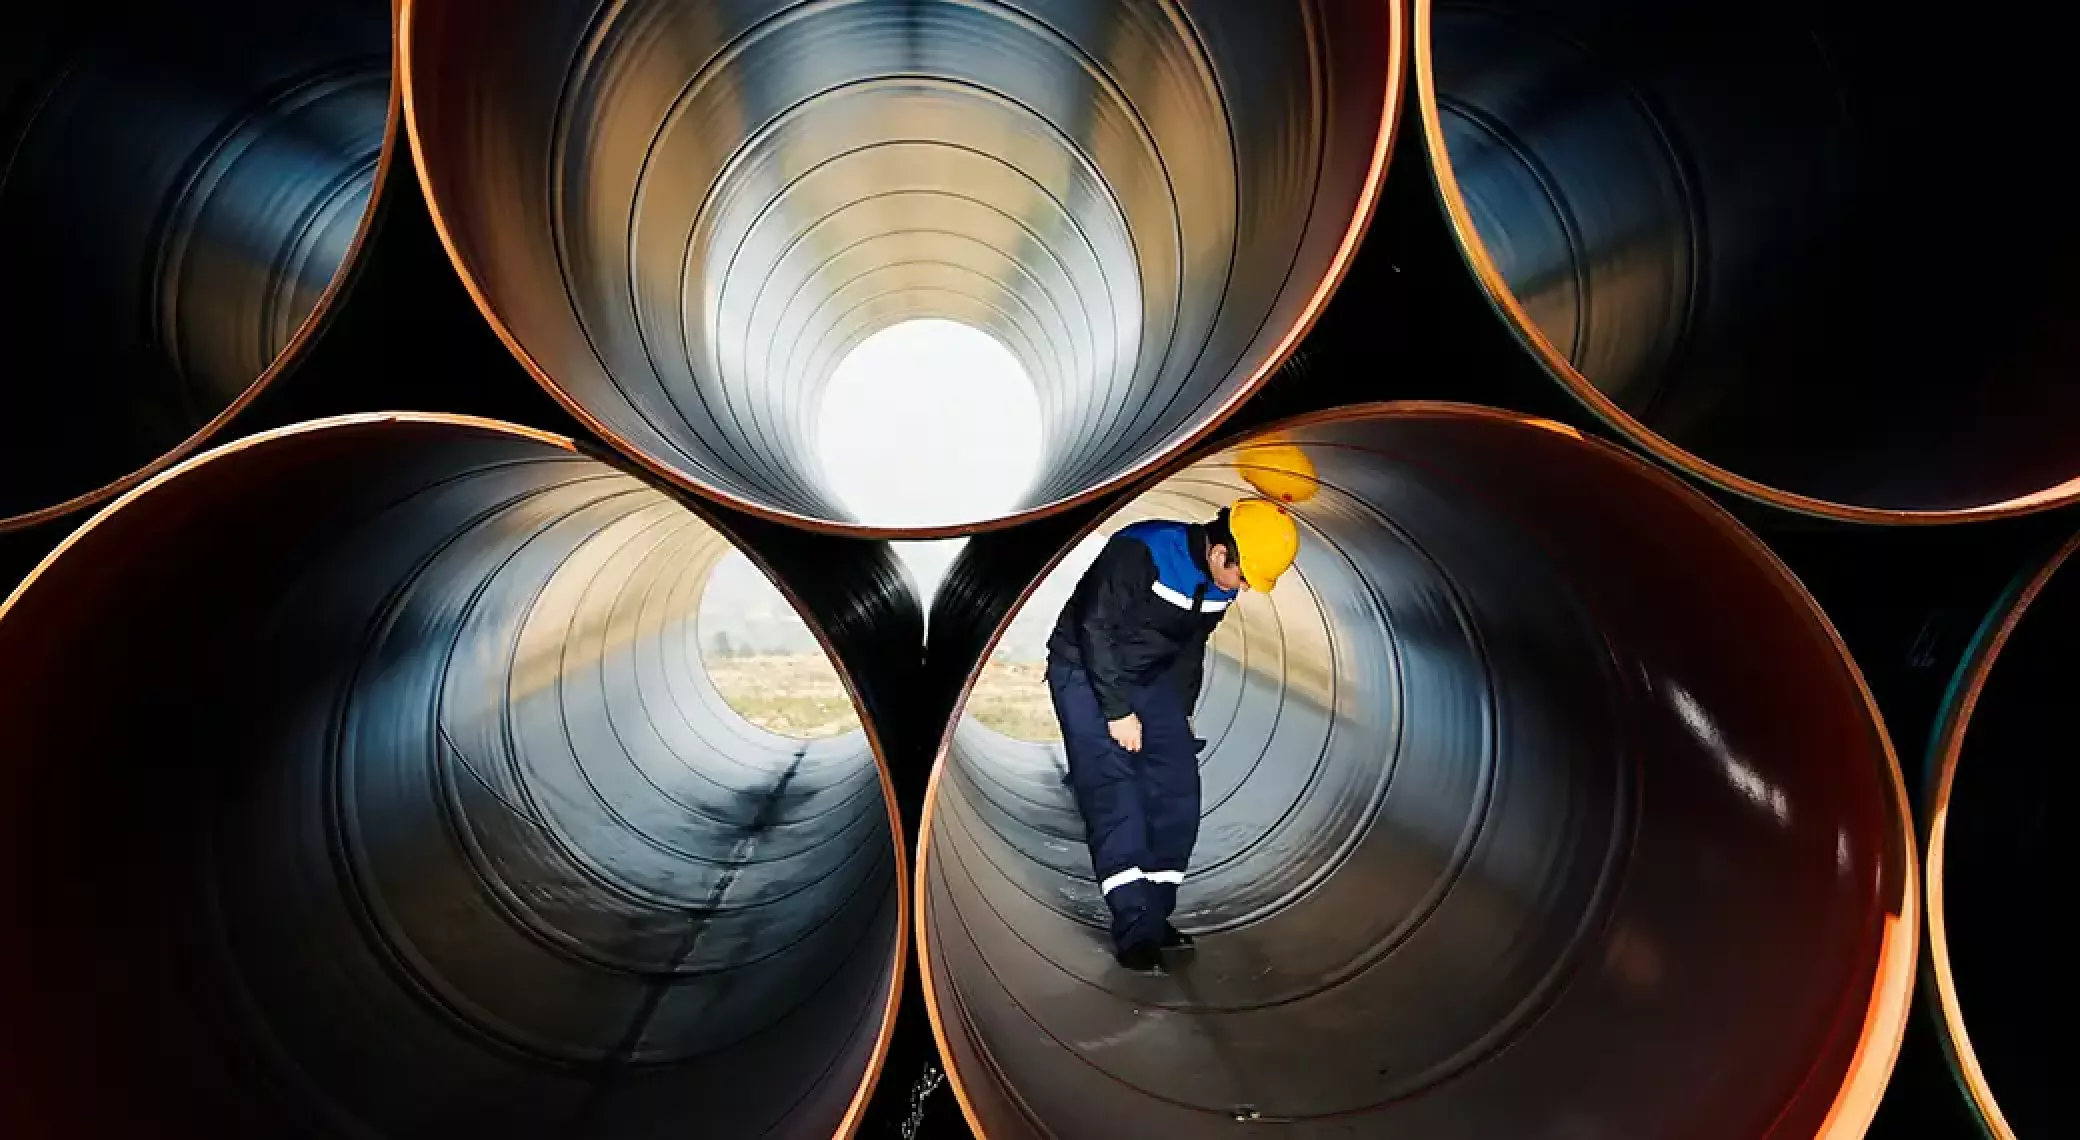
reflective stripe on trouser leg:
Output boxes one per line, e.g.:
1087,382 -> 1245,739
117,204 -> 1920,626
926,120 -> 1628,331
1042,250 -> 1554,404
1048,661 -> 1163,952
1135,673 -> 1203,928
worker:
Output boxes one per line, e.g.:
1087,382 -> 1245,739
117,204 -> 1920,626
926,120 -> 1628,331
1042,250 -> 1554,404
1044,496 -> 1301,973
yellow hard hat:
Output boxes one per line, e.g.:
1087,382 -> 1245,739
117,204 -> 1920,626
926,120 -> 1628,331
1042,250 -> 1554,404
1229,497 -> 1299,593
1235,442 -> 1319,505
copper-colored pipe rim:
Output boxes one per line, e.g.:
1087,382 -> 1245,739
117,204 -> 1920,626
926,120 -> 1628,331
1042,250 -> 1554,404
1918,531 -> 2074,1140
0,409 -> 910,1140
396,0 -> 1407,541
911,399 -> 1919,1139
0,23 -> 406,535
1411,0 -> 2080,526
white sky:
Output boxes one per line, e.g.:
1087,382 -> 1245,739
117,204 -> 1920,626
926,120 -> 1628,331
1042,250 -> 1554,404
819,319 -> 1043,533
704,319 -> 1048,643
820,318 -> 1044,601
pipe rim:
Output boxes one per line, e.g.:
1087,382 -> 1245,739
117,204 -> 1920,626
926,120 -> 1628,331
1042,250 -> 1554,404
0,409 -> 911,1140
1411,0 -> 2080,526
912,400 -> 1920,1139
0,21 -> 404,535
1919,531 -> 2074,1140
396,0 -> 1408,540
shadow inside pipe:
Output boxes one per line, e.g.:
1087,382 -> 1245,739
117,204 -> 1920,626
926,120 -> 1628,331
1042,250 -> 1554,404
1922,535 -> 2066,1139
402,0 -> 1399,533
919,404 -> 1915,1138
1421,0 -> 2079,516
0,417 -> 911,1139
1,0 -> 393,523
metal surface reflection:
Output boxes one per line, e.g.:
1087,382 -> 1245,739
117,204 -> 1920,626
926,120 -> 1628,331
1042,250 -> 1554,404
401,0 -> 1401,535
1921,533 -> 2067,1139
1,1 -> 390,526
917,404 -> 1916,1138
0,415 -> 917,1138
1418,0 -> 2080,519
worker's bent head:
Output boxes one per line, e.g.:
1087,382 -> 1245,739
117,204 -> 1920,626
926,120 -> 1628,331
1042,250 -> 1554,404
1209,497 -> 1299,593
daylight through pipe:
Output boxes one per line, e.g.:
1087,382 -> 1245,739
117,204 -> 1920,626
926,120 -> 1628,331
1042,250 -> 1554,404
1416,0 -> 2079,520
1919,533 -> 2067,1139
0,415 -> 913,1139
400,0 -> 1401,536
0,0 -> 395,528
917,404 -> 1916,1138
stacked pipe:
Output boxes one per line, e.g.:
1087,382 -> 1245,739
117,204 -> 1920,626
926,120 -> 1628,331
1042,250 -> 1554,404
0,2 -> 2066,1139
1914,536 -> 2066,1140
0,416 -> 918,1137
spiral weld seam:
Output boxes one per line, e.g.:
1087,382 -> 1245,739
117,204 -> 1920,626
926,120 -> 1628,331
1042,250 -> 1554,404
0,411 -> 919,1140
0,2 -> 398,531
914,402 -> 1918,1140
397,0 -> 1406,540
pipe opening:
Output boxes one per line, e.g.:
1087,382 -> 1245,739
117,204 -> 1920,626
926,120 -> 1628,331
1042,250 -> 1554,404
1924,537 -> 2066,1139
403,0 -> 1399,535
0,417 -> 903,1138
700,549 -> 863,738
1,0 -> 393,525
816,319 -> 1043,532
965,533 -> 1108,742
1419,1 -> 2080,518
920,406 -> 1914,1138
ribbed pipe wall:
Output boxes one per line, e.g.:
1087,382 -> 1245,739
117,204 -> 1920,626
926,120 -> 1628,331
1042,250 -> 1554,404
1417,0 -> 2079,520
1919,534 -> 2067,1139
400,0 -> 1400,535
1,0 -> 392,527
0,416 -> 912,1139
919,405 -> 1917,1138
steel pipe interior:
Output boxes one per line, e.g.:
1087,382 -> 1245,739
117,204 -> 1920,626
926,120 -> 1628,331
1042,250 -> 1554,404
0,417 -> 906,1138
402,0 -> 1398,534
1,0 -> 394,526
1419,0 -> 2080,518
920,406 -> 1915,1138
1922,536 -> 2066,1139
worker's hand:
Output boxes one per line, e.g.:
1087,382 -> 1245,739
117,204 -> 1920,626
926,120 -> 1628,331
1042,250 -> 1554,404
1107,713 -> 1143,752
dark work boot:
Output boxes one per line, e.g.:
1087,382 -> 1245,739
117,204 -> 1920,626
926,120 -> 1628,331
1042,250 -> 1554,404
1115,942 -> 1165,974
1159,924 -> 1195,953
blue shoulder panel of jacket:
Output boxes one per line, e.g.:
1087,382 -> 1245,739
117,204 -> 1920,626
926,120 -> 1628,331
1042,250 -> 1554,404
1116,519 -> 1237,612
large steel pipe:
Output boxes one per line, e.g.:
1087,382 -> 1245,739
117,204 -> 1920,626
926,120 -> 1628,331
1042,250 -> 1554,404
1919,533 -> 2067,1138
1416,1 -> 2079,521
1,1 -> 393,527
917,404 -> 1917,1138
400,0 -> 1400,536
0,415 -> 915,1138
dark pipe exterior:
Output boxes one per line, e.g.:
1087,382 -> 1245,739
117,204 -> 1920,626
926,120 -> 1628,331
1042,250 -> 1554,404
1916,532 -> 2067,1139
0,1 -> 573,532
1415,0 -> 2080,521
1730,507 -> 2078,1140
399,0 -> 1401,536
0,415 -> 917,1139
917,403 -> 1916,1138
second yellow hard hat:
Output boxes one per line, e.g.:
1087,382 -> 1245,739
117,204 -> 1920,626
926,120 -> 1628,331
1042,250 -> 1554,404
1235,442 -> 1319,505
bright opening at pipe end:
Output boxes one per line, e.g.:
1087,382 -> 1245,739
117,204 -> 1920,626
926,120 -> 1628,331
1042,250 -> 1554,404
700,550 -> 863,739
817,320 -> 1043,532
401,0 -> 1402,536
0,415 -> 908,1139
964,532 -> 1109,743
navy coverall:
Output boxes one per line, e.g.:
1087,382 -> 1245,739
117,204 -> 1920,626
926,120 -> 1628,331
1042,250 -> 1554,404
1045,519 -> 1235,954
